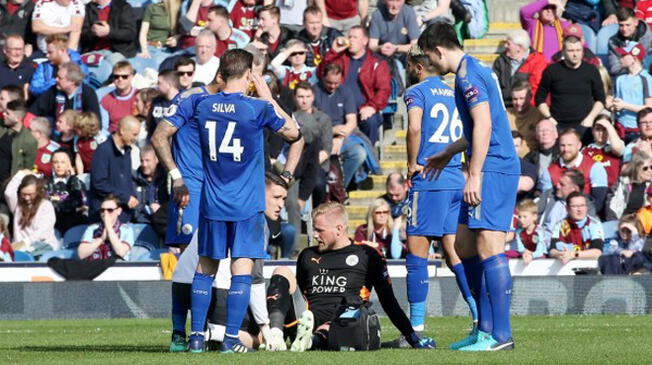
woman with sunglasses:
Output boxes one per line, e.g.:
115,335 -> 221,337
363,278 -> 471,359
353,199 -> 405,258
78,194 -> 134,260
606,150 -> 652,220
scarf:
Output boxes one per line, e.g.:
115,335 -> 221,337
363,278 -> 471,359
559,216 -> 591,251
533,19 -> 563,54
55,86 -> 83,120
89,221 -> 123,260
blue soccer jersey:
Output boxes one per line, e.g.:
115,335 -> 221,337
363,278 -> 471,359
405,76 -> 464,191
455,55 -> 520,175
197,92 -> 285,221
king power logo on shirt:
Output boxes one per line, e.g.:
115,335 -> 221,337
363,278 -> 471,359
311,274 -> 348,294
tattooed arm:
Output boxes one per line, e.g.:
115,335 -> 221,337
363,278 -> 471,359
151,121 -> 189,208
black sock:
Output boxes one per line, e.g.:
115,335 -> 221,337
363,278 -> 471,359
267,274 -> 291,329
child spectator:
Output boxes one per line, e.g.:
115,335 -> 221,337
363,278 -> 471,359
73,112 -> 107,174
507,199 -> 547,264
0,220 -> 13,262
636,184 -> 652,234
46,149 -> 87,234
582,114 -> 624,188
55,109 -> 79,150
4,170 -> 58,256
270,39 -> 317,90
78,194 -> 133,260
603,214 -> 646,256
354,198 -> 404,258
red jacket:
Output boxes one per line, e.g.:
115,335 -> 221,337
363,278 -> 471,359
319,49 -> 391,113
517,51 -> 548,105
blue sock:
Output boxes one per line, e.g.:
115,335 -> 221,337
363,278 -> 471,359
171,284 -> 190,335
482,254 -> 513,343
224,275 -> 252,345
190,272 -> 214,334
406,254 -> 429,330
462,256 -> 492,334
451,263 -> 478,322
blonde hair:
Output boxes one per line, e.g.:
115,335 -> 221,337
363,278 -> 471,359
59,110 -> 80,127
312,202 -> 348,226
517,199 -> 538,215
597,64 -> 613,96
619,214 -> 644,237
73,112 -> 100,138
366,199 -> 393,241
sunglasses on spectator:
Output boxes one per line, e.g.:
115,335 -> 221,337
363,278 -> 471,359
112,74 -> 131,80
642,165 -> 652,171
178,71 -> 194,76
374,210 -> 390,215
290,51 -> 306,57
100,207 -> 118,213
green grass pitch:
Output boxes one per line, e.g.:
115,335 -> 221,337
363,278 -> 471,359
2,315 -> 651,364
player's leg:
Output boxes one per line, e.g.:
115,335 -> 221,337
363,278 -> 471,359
170,282 -> 191,352
442,235 -> 478,324
267,267 -> 297,351
206,288 -> 261,349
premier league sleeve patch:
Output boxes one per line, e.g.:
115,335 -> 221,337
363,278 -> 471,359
464,86 -> 480,104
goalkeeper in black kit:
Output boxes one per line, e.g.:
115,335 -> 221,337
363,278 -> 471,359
263,202 -> 436,351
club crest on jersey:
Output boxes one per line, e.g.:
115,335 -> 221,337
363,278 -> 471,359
346,254 -> 359,267
41,154 -> 51,164
90,141 -> 98,150
182,224 -> 193,235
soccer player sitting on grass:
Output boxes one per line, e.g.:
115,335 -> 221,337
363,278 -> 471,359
419,22 -> 519,351
263,202 -> 435,352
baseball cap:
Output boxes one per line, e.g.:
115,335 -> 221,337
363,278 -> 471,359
616,41 -> 646,61
563,24 -> 584,40
541,3 -> 557,10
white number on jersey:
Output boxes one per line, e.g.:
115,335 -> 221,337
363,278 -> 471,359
428,103 -> 463,144
205,121 -> 244,162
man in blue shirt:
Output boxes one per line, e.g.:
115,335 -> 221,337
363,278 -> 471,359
383,45 -> 477,349
188,49 -> 303,353
419,22 -> 519,351
368,0 -> 420,63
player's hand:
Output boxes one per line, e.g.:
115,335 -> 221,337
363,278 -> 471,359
406,333 -> 436,349
407,163 -> 423,188
127,196 -> 139,209
464,173 -> 482,206
423,151 -> 453,180
252,73 -> 274,102
172,178 -> 190,208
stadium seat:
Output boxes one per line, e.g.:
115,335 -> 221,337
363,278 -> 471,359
145,248 -> 169,261
39,249 -> 77,262
129,245 -> 152,262
63,224 -> 90,249
131,224 -> 160,248
13,251 -> 35,262
579,23 -> 597,54
602,220 -> 619,240
596,24 -> 618,68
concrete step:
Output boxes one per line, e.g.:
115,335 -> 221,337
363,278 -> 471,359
464,38 -> 505,53
380,160 -> 407,174
486,22 -> 521,38
348,190 -> 385,206
489,0 -> 531,23
370,174 -> 387,189
471,53 -> 500,64
345,204 -> 369,220
347,219 -> 365,232
382,145 -> 407,161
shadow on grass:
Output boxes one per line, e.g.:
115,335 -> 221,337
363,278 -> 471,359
17,345 -> 166,354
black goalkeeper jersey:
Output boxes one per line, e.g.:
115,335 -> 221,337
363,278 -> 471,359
296,241 -> 414,337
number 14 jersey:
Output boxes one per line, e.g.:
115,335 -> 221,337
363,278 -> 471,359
404,76 -> 464,191
196,92 -> 285,221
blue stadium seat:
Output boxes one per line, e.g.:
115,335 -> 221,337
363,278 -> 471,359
579,23 -> 597,54
596,24 -> 618,69
63,224 -> 90,249
131,223 -> 160,248
39,249 -> 77,262
13,251 -> 35,262
602,220 -> 619,240
145,248 -> 169,261
129,245 -> 152,262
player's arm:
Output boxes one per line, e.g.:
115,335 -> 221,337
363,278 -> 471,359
150,121 -> 189,208
406,106 -> 423,184
466,102 -> 492,205
423,137 -> 468,180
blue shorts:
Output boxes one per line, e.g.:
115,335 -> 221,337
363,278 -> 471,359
406,189 -> 461,237
198,212 -> 266,260
458,171 -> 519,232
165,182 -> 201,246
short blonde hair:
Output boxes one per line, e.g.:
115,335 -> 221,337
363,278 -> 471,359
312,202 -> 348,225
516,199 -> 538,215
73,112 -> 100,138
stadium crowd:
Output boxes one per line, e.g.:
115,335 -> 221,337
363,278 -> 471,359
0,0 -> 650,275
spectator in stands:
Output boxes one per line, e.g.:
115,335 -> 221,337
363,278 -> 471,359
28,117 -> 60,177
0,0 -> 35,51
270,39 -> 317,90
636,184 -> 652,234
136,0 -> 182,64
368,0 -> 420,62
607,41 -> 652,144
0,85 -> 34,127
253,5 -> 295,59
525,118 -> 559,178
132,144 -> 167,225
320,25 -> 390,145
30,62 -> 101,123
582,114 -> 624,188
55,109 -> 76,149
316,0 -> 367,32
46,148 -> 86,233
31,0 -> 85,55
81,0 -> 138,59
4,170 -> 58,256
205,5 -> 250,57
550,23 -> 600,66
191,30 -> 220,85
541,128 -> 609,211
0,218 -> 12,262
178,0 -> 214,49
507,199 -> 547,263
73,111 -> 106,174
493,29 -> 548,108
513,131 -> 538,201
149,70 -> 180,134
277,0 -> 307,33
228,0 -> 257,39
29,34 -> 87,97
520,0 -> 569,61
606,150 -> 652,220
602,213 -> 646,257
100,61 -> 137,134
536,35 -> 605,138
135,88 -> 160,122
381,172 -> 408,219
89,116 -> 141,223
297,6 -> 342,67
549,192 -> 604,264
608,7 -> 652,77
0,100 -> 37,184
354,198 -> 403,258
174,57 -> 195,91
623,107 -> 652,163
78,194 -> 134,260
508,80 -> 543,155
0,35 -> 34,95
